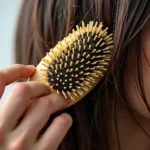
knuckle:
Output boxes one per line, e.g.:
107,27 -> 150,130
36,145 -> 47,150
12,64 -> 24,70
0,122 -> 5,144
12,83 -> 30,96
0,70 -> 3,78
56,115 -> 72,127
0,121 -> 4,134
38,96 -> 54,109
50,93 -> 68,108
0,70 -> 4,83
8,133 -> 27,150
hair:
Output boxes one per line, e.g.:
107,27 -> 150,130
15,0 -> 150,150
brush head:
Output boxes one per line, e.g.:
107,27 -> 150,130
29,21 -> 113,106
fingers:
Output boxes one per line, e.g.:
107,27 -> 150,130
35,113 -> 72,150
15,94 -> 69,141
0,64 -> 35,98
0,81 -> 49,131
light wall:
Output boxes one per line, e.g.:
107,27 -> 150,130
0,0 -> 22,103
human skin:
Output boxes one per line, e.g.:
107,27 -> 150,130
124,20 -> 150,119
108,20 -> 150,150
0,64 -> 72,150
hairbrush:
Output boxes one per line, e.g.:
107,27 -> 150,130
28,21 -> 113,106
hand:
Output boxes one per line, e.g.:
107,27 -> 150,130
0,64 -> 72,150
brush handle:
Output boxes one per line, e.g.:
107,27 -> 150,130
25,64 -> 72,112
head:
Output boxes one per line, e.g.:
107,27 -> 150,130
15,0 -> 150,150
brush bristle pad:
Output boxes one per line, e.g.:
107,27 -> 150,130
39,21 -> 113,102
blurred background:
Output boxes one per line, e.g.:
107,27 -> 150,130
0,0 -> 22,103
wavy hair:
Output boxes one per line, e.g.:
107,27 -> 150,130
15,0 -> 150,149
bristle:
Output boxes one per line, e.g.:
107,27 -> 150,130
77,53 -> 80,59
41,21 -> 113,101
66,91 -> 73,100
82,86 -> 89,91
42,63 -> 49,68
50,52 -> 55,59
84,72 -> 90,75
90,73 -> 99,77
57,90 -> 60,94
65,56 -> 68,61
85,67 -> 90,70
83,45 -> 86,50
54,70 -> 57,74
40,68 -> 47,72
58,64 -> 62,69
92,48 -> 96,53
72,91 -> 78,97
86,24 -> 90,36
86,61 -> 90,65
75,81 -> 79,84
80,65 -> 84,68
72,48 -> 75,54
106,41 -> 113,45
77,40 -> 80,46
76,86 -> 81,89
64,63 -> 67,68
76,89 -> 83,96
96,39 -> 102,47
96,49 -> 101,53
87,37 -> 90,42
75,74 -> 79,77
62,90 -> 68,98
100,42 -> 105,47
50,78 -> 54,81
46,52 -> 53,60
69,69 -> 73,73
82,21 -> 85,29
89,45 -> 92,50
94,35 -> 97,41
69,78 -> 72,81
55,57 -> 59,63
55,64 -> 58,70
79,83 -> 84,86
60,59 -> 63,64
86,54 -> 90,59
96,23 -> 103,34
102,47 -> 110,51
75,68 -> 79,71
83,52 -> 86,57
85,77 -> 95,83
75,60 -> 79,65
83,81 -> 92,87
42,58 -> 50,64
70,61 -> 73,67
79,71 -> 84,74
91,60 -> 97,65
66,69 -> 69,73
71,53 -> 74,60
79,45 -> 81,51
81,58 -> 84,63
103,50 -> 110,54
83,39 -> 86,44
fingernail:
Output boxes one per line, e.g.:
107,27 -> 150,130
26,65 -> 35,70
26,65 -> 36,72
61,113 -> 73,125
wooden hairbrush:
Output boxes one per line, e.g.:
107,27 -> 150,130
28,21 -> 113,107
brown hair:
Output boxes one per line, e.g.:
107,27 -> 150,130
15,0 -> 150,150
